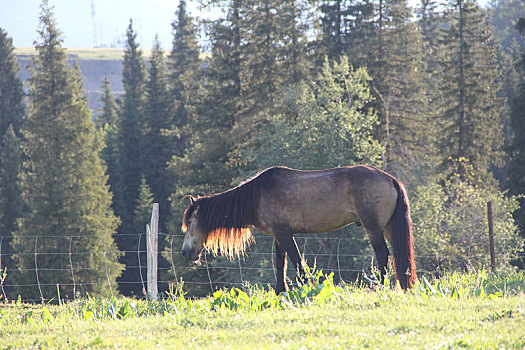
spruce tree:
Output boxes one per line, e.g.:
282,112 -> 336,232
12,1 -> 122,300
132,177 -> 154,294
229,0 -> 313,172
319,0 -> 346,60
96,77 -> 118,129
436,0 -> 504,184
115,20 -> 146,295
133,177 -> 154,234
318,0 -> 375,64
507,77 -> 525,253
0,126 -> 24,281
169,7 -> 242,200
0,28 -> 25,282
366,0 -> 429,182
96,77 -> 119,208
276,0 -> 312,85
168,0 -> 202,157
239,0 -> 281,120
490,0 -> 524,157
165,2 -> 229,296
417,0 -> 444,97
416,0 -> 444,178
143,36 -> 172,231
506,31 -> 525,258
0,28 -> 25,139
490,0 -> 525,54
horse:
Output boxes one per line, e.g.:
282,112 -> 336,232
181,165 -> 416,292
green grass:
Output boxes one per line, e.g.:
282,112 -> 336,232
0,270 -> 524,349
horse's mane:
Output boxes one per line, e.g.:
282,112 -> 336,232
182,168 -> 276,260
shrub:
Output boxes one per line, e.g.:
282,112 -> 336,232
411,164 -> 524,274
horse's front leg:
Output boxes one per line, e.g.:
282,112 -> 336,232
274,231 -> 306,286
274,239 -> 288,294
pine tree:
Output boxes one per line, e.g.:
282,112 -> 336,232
115,19 -> 147,295
0,28 -> 25,139
12,1 -> 122,300
436,0 -> 504,184
143,36 -> 172,231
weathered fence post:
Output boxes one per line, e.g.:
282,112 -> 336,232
487,201 -> 496,272
147,203 -> 159,300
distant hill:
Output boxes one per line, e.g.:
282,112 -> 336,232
16,48 -> 128,115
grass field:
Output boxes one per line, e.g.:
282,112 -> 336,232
1,270 -> 524,349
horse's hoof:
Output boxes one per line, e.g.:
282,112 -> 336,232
274,286 -> 288,295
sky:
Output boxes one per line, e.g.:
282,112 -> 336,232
0,0 -> 213,49
1,0 -> 489,49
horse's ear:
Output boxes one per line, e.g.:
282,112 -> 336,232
185,195 -> 196,206
182,194 -> 197,207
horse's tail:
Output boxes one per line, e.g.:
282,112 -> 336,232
390,178 -> 416,290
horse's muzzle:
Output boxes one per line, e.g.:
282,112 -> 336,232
182,246 -> 200,261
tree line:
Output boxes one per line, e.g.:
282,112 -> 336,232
0,0 -> 524,299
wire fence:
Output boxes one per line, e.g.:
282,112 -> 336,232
2,230 -> 523,303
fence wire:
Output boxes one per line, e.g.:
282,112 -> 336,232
0,232 -> 523,303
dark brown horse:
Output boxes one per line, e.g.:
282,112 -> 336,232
181,165 -> 416,292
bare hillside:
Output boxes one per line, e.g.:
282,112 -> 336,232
17,51 -> 124,114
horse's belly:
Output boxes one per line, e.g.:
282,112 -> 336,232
291,209 -> 358,233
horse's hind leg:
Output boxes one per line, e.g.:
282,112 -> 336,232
363,225 -> 390,284
274,239 -> 288,293
274,231 -> 306,286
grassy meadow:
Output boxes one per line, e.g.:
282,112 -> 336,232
0,270 -> 524,349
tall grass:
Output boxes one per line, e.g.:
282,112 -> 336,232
1,269 -> 522,322
1,269 -> 523,349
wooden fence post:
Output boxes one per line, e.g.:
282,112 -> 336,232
487,201 -> 496,272
147,203 -> 159,300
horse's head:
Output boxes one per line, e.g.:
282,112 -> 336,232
181,196 -> 206,261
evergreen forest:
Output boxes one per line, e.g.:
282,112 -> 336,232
0,0 -> 524,299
